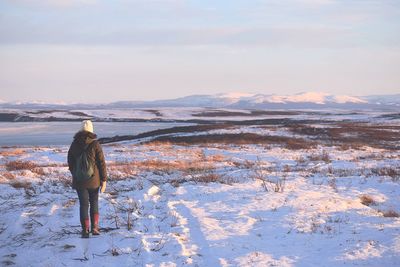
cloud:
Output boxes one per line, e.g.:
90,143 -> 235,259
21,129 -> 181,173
7,0 -> 97,8
294,0 -> 335,6
1,0 -> 398,48
0,24 -> 360,48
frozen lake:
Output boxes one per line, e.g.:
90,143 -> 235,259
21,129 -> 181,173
0,121 -> 192,146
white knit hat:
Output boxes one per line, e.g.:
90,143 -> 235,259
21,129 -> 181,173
81,120 -> 94,133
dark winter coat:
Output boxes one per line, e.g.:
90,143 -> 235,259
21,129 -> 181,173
67,131 -> 107,190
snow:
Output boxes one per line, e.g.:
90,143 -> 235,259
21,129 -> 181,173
0,139 -> 399,266
0,110 -> 399,266
278,92 -> 330,104
333,95 -> 367,104
1,92 -> 399,110
251,92 -> 368,105
216,92 -> 256,99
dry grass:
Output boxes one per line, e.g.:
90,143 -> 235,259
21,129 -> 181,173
147,133 -> 317,150
10,180 -> 32,190
328,177 -> 337,191
371,166 -> 400,181
5,160 -> 38,171
381,210 -> 400,218
1,172 -> 16,180
309,151 -> 331,163
31,167 -> 46,176
108,157 -> 220,181
191,172 -> 222,184
360,194 -> 375,206
288,123 -> 400,150
251,162 -> 286,193
0,148 -> 25,157
58,175 -> 72,187
169,211 -> 180,227
109,153 -> 228,184
232,160 -> 256,169
283,165 -> 291,172
285,138 -> 316,150
207,154 -> 226,162
296,156 -> 307,164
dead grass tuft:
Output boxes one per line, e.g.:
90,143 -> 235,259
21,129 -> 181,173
5,160 -> 38,171
381,209 -> 400,218
232,160 -> 256,169
208,154 -> 226,162
309,150 -> 331,163
296,156 -> 307,164
10,180 -> 32,190
286,138 -> 316,150
32,167 -> 46,176
58,175 -> 72,187
371,166 -> 400,181
191,172 -> 222,184
360,194 -> 375,206
2,172 -> 16,180
0,148 -> 25,157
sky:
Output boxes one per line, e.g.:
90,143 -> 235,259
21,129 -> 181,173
0,0 -> 399,103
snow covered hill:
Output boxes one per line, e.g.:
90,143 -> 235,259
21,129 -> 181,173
0,92 -> 399,110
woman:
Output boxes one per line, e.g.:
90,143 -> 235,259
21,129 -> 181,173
68,120 -> 108,238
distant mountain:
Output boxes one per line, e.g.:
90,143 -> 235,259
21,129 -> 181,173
0,92 -> 399,110
89,92 -> 400,110
360,94 -> 400,106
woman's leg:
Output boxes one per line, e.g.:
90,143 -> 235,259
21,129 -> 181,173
76,188 -> 90,238
88,187 -> 100,234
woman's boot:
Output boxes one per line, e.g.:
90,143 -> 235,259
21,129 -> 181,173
81,218 -> 90,238
91,213 -> 100,235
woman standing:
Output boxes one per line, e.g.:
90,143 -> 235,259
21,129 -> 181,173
68,120 -> 108,238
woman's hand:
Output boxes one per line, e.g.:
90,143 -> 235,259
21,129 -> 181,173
100,181 -> 107,193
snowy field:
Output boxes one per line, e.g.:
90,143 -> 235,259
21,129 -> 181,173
0,116 -> 399,266
1,107 -> 398,123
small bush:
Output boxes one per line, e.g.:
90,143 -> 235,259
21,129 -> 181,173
2,172 -> 16,180
0,148 -> 25,157
32,167 -> 46,176
381,210 -> 399,218
296,156 -> 307,164
169,211 -> 180,227
232,160 -> 255,169
10,180 -> 32,190
169,178 -> 189,187
328,177 -> 337,191
192,172 -> 221,183
5,160 -> 38,171
286,138 -> 315,150
371,166 -> 400,182
309,151 -> 331,163
208,154 -> 225,162
59,176 -> 72,187
360,194 -> 375,206
283,165 -> 291,172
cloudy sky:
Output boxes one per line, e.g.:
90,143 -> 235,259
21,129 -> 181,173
0,0 -> 399,103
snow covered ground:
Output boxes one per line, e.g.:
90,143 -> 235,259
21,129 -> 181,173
0,131 -> 399,266
2,107 -> 399,123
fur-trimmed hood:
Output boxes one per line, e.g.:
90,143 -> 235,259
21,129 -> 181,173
73,130 -> 98,145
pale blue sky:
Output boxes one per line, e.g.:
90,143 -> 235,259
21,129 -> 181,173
0,0 -> 399,102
